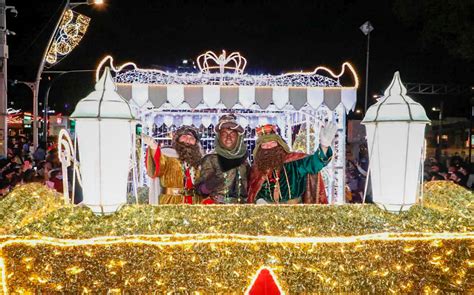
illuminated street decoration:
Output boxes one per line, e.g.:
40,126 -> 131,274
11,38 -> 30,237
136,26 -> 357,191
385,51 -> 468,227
45,9 -> 91,67
197,50 -> 247,75
113,60 -> 354,87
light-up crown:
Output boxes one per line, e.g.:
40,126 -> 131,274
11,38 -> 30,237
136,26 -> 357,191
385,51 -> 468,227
196,50 -> 247,75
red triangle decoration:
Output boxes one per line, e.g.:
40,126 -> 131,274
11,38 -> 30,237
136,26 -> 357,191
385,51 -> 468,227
245,267 -> 283,295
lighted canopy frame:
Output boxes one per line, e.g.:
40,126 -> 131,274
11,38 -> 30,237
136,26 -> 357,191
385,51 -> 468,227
99,51 -> 359,203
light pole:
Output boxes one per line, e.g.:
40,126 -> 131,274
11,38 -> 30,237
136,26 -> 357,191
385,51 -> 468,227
42,69 -> 95,147
431,102 -> 444,159
360,21 -> 374,114
0,2 -> 17,156
31,0 -> 102,149
470,96 -> 474,166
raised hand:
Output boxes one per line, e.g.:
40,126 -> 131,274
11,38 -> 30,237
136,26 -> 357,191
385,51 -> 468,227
142,134 -> 158,149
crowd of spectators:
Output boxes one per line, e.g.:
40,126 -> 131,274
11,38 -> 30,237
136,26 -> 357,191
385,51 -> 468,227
0,136 -> 63,200
425,151 -> 471,188
346,147 -> 472,203
1,135 -> 471,203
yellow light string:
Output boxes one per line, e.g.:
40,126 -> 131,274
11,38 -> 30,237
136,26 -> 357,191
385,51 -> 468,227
96,55 -> 359,89
1,232 -> 473,248
0,258 -> 6,294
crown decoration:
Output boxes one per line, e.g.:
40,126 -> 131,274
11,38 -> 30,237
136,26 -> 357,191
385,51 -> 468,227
256,124 -> 278,136
197,50 -> 247,75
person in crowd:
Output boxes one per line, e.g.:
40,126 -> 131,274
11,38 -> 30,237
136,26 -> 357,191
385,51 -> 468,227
2,167 -> 16,183
448,171 -> 464,186
429,172 -> 446,181
457,165 -> 470,187
10,147 -> 24,165
196,114 -> 250,204
247,123 -> 336,204
46,149 -> 61,169
346,160 -> 365,203
33,143 -> 46,162
450,152 -> 464,167
22,168 -> 42,184
143,126 -> 203,204
439,151 -> 449,169
0,180 -> 9,200
45,169 -> 63,193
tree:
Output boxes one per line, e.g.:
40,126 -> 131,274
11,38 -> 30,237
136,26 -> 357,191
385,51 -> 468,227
393,0 -> 474,61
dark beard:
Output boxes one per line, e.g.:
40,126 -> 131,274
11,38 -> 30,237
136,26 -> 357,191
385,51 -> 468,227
255,145 -> 287,173
173,141 -> 202,168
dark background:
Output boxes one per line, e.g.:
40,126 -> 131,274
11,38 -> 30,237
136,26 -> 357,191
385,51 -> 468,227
5,0 -> 474,119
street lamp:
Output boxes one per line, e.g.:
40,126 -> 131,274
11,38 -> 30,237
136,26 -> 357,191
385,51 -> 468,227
360,21 -> 374,114
431,102 -> 444,159
30,0 -> 102,149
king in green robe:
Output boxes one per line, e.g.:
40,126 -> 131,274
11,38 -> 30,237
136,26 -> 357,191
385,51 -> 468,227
247,124 -> 337,204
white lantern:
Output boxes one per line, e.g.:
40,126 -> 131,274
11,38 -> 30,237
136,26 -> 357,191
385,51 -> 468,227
362,72 -> 430,212
71,67 -> 135,214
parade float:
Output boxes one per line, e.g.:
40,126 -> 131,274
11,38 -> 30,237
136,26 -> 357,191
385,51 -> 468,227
0,52 -> 472,294
111,50 -> 358,204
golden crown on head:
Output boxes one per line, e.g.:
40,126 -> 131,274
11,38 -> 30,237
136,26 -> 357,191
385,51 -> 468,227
196,50 -> 247,75
256,124 -> 278,136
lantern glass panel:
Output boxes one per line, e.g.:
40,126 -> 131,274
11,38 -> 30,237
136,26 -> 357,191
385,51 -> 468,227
365,122 -> 425,212
76,119 -> 133,214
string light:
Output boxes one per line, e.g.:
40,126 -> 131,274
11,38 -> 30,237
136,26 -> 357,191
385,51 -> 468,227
113,66 -> 346,87
196,50 -> 247,74
0,258 -> 6,294
96,53 -> 358,88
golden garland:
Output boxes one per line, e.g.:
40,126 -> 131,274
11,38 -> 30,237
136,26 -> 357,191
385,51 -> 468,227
0,181 -> 469,238
0,181 -> 472,293
1,233 -> 473,293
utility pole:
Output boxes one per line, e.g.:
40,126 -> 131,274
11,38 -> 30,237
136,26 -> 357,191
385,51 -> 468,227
0,1 -> 8,156
470,96 -> 474,167
0,2 -> 16,156
360,21 -> 374,114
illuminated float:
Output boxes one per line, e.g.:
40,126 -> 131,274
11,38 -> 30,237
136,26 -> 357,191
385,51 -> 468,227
0,52 -> 471,294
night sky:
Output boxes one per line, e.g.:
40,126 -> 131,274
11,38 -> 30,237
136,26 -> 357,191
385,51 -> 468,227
6,0 -> 474,119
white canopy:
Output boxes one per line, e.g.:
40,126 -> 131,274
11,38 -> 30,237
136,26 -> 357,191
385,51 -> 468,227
96,53 -> 358,113
116,83 -> 357,113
